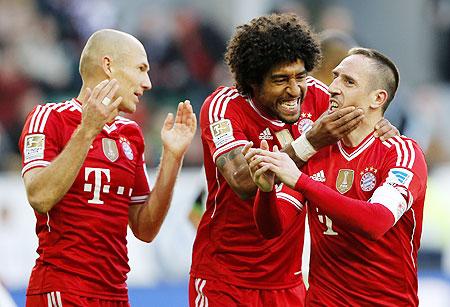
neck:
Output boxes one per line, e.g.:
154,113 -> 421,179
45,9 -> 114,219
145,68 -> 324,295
342,113 -> 382,147
77,77 -> 107,104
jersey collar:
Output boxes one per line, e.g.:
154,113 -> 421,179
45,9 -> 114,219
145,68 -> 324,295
337,132 -> 376,161
70,98 -> 119,134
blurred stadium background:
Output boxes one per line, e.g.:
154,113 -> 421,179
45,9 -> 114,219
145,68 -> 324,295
1,0 -> 450,306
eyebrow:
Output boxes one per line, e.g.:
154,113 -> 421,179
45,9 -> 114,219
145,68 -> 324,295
271,70 -> 307,79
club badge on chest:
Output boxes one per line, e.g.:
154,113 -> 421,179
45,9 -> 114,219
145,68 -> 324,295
120,137 -> 134,160
274,129 -> 294,149
102,138 -> 119,162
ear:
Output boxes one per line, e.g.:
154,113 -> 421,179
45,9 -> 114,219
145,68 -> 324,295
369,89 -> 388,110
101,56 -> 113,77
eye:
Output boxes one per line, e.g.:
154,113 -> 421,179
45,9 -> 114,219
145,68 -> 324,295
346,78 -> 355,85
296,74 -> 306,81
273,78 -> 286,85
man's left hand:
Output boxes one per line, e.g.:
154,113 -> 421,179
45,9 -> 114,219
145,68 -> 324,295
161,100 -> 197,159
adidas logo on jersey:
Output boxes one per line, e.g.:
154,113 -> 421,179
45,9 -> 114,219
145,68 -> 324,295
311,170 -> 326,182
259,128 -> 273,140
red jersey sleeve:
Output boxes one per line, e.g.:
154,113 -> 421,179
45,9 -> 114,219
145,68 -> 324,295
128,125 -> 150,205
200,86 -> 249,163
371,136 -> 428,223
19,104 -> 63,176
254,183 -> 305,239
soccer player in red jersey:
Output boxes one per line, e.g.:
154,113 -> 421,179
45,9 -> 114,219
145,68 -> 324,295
190,14 -> 397,306
19,29 -> 197,306
246,48 -> 427,306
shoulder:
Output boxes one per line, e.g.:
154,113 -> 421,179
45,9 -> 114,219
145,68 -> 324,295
381,136 -> 427,171
200,86 -> 245,124
115,116 -> 143,137
115,116 -> 145,153
24,99 -> 79,133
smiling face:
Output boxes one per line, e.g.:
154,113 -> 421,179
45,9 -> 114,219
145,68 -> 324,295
110,42 -> 152,113
328,54 -> 378,113
251,59 -> 307,124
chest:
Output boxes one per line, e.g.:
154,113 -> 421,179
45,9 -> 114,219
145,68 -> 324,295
61,121 -> 141,206
307,146 -> 386,200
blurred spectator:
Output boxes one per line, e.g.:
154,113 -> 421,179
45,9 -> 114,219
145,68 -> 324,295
311,29 -> 357,85
157,8 -> 227,113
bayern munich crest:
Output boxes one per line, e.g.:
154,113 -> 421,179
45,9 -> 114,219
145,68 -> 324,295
297,117 -> 314,136
120,137 -> 134,160
360,167 -> 377,192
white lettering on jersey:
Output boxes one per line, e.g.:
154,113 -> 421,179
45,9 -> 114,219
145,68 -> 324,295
83,167 -> 111,204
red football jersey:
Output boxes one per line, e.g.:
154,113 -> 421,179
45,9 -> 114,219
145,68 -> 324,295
190,77 -> 330,289
19,99 -> 150,300
304,133 -> 427,306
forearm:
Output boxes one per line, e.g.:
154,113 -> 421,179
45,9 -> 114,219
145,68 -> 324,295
294,174 -> 394,240
24,126 -> 95,213
217,146 -> 257,199
133,150 -> 183,242
254,189 -> 300,239
229,164 -> 258,199
254,189 -> 282,239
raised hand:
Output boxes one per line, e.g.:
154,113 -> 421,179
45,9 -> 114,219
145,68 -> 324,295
374,118 -> 399,141
80,79 -> 123,139
245,144 -> 302,189
306,106 -> 364,150
161,100 -> 197,160
242,140 -> 274,192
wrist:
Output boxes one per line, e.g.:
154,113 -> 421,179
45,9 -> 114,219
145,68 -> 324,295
161,148 -> 184,165
291,133 -> 317,162
294,173 -> 308,191
74,126 -> 97,144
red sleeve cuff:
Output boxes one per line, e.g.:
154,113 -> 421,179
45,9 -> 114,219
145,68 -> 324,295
294,173 -> 310,191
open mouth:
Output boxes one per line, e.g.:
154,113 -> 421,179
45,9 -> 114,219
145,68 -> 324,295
329,98 -> 339,111
278,97 -> 300,115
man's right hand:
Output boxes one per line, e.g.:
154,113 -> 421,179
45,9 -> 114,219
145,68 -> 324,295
80,79 -> 123,139
306,106 -> 364,150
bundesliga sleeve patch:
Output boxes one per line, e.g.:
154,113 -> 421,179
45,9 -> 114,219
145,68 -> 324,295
386,168 -> 413,188
24,134 -> 45,163
210,119 -> 234,148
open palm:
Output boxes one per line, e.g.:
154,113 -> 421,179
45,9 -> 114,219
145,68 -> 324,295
161,100 -> 197,159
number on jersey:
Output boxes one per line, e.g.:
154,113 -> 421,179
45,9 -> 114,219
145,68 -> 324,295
316,208 -> 338,236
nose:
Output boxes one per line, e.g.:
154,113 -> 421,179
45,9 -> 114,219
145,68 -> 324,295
142,73 -> 152,91
328,80 -> 340,96
286,79 -> 301,97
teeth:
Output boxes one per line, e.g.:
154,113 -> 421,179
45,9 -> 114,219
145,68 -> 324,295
281,100 -> 297,107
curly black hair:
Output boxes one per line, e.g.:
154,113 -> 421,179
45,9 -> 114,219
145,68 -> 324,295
225,13 -> 321,96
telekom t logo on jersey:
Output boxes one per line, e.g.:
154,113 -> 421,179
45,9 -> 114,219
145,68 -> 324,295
83,167 -> 110,204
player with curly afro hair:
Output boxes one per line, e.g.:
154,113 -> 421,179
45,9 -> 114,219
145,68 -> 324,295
225,13 -> 321,96
191,13 -> 396,307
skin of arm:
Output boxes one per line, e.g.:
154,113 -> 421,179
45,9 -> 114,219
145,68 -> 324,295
128,101 -> 197,242
215,146 -> 258,199
23,80 -> 122,214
